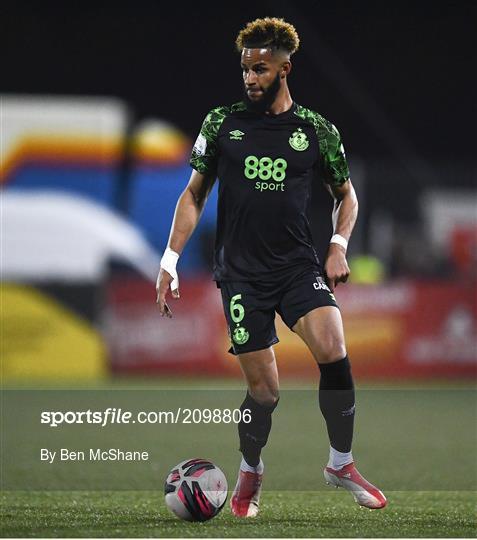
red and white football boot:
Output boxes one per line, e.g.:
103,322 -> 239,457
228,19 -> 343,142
324,462 -> 387,509
230,469 -> 263,517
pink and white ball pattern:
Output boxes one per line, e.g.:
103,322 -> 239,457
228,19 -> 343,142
164,458 -> 228,522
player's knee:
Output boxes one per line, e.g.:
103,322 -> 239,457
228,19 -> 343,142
248,383 -> 279,407
316,337 -> 347,364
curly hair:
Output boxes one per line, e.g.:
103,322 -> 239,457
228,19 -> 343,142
235,17 -> 300,55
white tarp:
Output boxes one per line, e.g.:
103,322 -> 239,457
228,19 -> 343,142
1,190 -> 160,282
0,95 -> 128,162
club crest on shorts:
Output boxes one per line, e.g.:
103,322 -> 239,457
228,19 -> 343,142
289,128 -> 309,151
232,326 -> 249,345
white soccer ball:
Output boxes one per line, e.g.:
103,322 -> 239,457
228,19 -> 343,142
164,458 -> 228,521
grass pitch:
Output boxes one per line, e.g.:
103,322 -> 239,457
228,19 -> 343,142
1,379 -> 476,537
2,490 -> 476,537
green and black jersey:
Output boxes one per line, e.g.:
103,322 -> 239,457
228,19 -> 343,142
190,101 -> 350,283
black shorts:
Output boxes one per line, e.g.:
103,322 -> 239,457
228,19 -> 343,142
219,266 -> 339,355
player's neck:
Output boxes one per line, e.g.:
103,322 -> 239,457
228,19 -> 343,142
266,86 -> 293,116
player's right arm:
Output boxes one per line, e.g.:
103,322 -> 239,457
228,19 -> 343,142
157,106 -> 225,316
156,169 -> 216,317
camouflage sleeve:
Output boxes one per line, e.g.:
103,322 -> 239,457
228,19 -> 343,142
190,107 -> 226,175
319,123 -> 350,187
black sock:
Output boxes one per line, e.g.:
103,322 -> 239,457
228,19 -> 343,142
318,356 -> 355,453
238,392 -> 279,467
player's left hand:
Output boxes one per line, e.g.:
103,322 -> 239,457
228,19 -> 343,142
324,243 -> 350,292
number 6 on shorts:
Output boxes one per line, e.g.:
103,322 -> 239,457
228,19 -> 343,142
230,294 -> 245,323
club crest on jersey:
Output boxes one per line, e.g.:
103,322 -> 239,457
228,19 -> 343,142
289,128 -> 309,151
229,129 -> 245,140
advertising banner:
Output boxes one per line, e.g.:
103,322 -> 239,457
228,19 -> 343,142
105,278 -> 477,379
104,276 -> 235,376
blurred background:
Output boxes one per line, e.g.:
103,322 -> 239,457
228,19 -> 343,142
2,0 -> 476,382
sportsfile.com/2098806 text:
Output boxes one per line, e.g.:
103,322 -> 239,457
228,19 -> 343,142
40,408 -> 252,427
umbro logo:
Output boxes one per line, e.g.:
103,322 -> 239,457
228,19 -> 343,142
229,129 -> 245,140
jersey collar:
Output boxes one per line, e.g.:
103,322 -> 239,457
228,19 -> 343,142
244,101 -> 297,119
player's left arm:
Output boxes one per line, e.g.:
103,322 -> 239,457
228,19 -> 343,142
324,179 -> 358,292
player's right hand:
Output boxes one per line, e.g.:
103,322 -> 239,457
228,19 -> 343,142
156,267 -> 180,318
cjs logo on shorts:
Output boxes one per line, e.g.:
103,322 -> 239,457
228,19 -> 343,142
244,155 -> 288,192
313,276 -> 331,292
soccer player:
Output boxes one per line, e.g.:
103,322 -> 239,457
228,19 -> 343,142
157,17 -> 386,517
